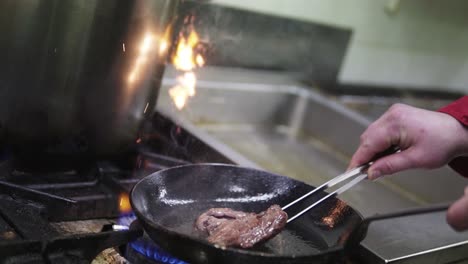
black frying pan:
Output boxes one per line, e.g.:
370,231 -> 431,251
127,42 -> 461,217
130,164 -> 449,264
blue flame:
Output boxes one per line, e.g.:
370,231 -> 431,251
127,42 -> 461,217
118,212 -> 137,226
130,238 -> 188,264
118,211 -> 187,263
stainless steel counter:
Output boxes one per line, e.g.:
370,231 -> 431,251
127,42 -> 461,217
361,211 -> 468,264
156,65 -> 468,263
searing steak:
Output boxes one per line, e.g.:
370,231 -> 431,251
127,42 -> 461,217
195,205 -> 288,248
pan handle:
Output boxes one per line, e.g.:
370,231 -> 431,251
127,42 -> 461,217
345,202 -> 451,249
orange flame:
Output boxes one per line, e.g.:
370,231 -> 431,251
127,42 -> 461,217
119,193 -> 132,214
169,27 -> 204,110
169,85 -> 189,110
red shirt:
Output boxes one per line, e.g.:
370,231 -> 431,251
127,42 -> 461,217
438,96 -> 468,177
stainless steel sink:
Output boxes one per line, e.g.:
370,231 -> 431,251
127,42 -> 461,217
156,66 -> 467,217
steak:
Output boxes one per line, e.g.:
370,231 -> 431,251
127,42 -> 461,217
195,205 -> 288,248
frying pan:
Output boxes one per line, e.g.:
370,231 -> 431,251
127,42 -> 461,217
130,164 -> 449,264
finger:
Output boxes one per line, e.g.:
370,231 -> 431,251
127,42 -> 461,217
348,126 -> 393,169
367,149 -> 416,179
447,194 -> 468,231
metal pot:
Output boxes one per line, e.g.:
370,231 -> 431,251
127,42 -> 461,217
0,0 -> 179,166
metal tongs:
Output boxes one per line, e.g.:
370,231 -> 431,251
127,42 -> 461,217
283,147 -> 400,223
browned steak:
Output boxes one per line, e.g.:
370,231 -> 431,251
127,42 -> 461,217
195,205 -> 288,248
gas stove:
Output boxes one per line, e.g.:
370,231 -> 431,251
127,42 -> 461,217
0,105 -> 467,264
0,111 -> 233,263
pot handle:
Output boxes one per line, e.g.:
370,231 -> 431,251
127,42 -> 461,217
345,202 -> 451,249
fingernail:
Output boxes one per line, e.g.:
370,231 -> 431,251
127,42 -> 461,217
370,170 -> 381,179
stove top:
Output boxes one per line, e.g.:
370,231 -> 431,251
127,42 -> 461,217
0,111 -> 232,263
0,109 -> 467,264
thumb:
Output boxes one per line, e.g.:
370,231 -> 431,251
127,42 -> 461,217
367,150 -> 415,179
447,193 -> 468,231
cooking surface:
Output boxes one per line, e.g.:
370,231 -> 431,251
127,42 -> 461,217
362,211 -> 468,264
0,101 -> 466,263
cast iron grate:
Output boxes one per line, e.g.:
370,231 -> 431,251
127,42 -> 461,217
0,112 -> 233,263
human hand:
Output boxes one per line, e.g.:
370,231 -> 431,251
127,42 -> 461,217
349,103 -> 468,179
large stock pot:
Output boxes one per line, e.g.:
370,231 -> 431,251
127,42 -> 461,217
0,0 -> 180,168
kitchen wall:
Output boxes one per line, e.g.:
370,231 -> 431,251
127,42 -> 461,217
182,3 -> 351,86
211,0 -> 468,93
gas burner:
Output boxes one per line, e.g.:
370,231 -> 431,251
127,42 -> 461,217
115,217 -> 187,264
0,111 -> 235,263
126,235 -> 187,264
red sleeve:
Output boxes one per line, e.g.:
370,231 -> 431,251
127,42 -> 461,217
438,96 -> 468,177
